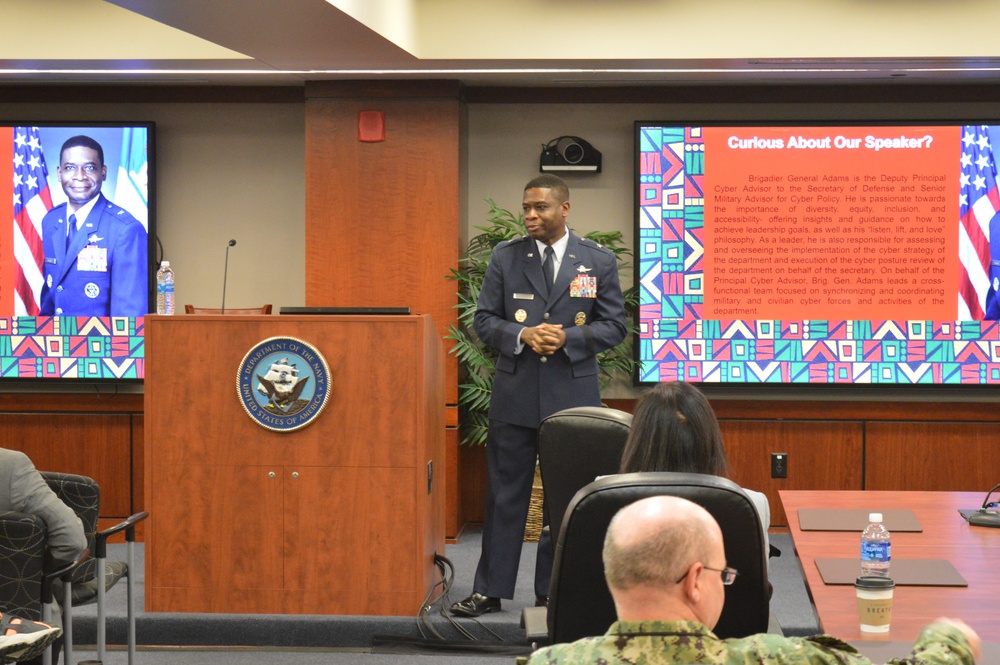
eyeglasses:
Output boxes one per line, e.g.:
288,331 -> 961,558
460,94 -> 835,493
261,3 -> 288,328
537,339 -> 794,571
675,565 -> 738,586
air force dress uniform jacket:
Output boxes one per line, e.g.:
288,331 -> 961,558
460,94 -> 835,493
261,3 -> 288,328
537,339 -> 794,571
474,232 -> 627,428
40,194 -> 148,317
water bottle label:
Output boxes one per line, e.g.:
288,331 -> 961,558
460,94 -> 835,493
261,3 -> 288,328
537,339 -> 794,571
860,541 -> 891,561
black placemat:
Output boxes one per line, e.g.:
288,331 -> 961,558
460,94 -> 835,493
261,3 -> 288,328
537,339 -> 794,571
815,558 -> 967,586
798,509 -> 922,532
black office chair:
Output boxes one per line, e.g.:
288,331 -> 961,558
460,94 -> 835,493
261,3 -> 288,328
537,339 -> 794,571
0,511 -> 87,664
42,472 -> 147,665
0,512 -> 47,620
534,472 -> 770,646
537,406 -> 632,547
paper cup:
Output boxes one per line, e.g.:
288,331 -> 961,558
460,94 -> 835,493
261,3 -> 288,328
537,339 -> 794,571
855,575 -> 894,633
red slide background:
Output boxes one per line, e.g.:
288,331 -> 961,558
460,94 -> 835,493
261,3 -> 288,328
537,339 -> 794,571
702,126 -> 959,321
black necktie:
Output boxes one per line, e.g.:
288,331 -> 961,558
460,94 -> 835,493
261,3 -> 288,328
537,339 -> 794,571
542,246 -> 555,294
66,214 -> 77,251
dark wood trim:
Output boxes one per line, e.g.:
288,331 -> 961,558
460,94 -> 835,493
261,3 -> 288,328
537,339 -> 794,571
0,391 -> 142,413
3,80 -> 999,108
305,79 -> 463,100
606,397 -> 1000,423
463,83 -> 1000,106
0,85 -> 304,104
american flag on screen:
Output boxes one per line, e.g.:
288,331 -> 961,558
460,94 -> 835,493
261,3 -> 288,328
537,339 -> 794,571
957,125 -> 1000,320
12,126 -> 52,315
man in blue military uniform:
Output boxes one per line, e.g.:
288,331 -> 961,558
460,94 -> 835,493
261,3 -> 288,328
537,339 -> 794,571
451,174 -> 627,617
40,135 -> 147,317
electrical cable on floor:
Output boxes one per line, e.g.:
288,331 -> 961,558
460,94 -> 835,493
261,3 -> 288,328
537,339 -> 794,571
373,552 -> 535,656
437,558 -> 505,641
430,553 -> 482,640
435,555 -> 503,641
414,553 -> 475,640
417,553 -> 505,642
416,555 -> 455,640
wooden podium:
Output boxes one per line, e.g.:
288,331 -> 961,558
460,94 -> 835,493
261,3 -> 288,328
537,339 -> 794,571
143,314 -> 445,615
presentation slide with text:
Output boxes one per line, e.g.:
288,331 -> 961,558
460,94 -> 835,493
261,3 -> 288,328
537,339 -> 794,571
636,123 -> 1000,385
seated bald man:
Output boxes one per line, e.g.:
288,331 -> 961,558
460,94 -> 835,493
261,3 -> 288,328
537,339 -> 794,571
526,496 -> 980,665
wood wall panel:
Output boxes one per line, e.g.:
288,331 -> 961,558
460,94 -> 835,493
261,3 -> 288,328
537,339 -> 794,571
304,81 -> 464,537
459,440 -> 488,530
865,421 -> 1000,491
304,88 -> 461,406
0,413 -> 132,516
132,414 -> 144,514
709,398 -> 1000,422
446,427 -> 460,540
719,420 -> 864,527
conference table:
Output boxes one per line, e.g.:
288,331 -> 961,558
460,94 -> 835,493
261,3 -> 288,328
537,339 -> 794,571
780,490 -> 1000,645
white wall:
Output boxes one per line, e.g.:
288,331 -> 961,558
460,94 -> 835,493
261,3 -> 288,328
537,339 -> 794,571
151,104 -> 305,311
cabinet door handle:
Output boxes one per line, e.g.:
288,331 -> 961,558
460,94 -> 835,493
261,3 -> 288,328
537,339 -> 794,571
291,472 -> 299,479
268,471 -> 276,478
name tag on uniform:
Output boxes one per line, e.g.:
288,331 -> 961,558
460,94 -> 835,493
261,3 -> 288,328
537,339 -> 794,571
77,245 -> 108,272
513,293 -> 534,300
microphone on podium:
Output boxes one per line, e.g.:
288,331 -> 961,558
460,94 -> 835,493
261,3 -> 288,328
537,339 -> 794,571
221,239 -> 237,314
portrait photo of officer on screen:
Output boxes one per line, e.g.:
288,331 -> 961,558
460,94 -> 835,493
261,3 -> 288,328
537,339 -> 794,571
38,131 -> 148,317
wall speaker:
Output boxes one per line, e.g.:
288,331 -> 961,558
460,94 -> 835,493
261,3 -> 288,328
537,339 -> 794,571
539,135 -> 601,173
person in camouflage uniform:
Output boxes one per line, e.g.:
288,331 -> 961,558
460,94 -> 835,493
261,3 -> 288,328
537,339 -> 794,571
526,496 -> 979,665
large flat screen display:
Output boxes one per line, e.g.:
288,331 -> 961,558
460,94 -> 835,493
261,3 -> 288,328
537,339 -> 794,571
636,122 -> 1000,385
0,124 -> 153,381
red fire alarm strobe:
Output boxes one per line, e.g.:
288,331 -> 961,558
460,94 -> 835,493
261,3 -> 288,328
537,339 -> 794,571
358,110 -> 385,142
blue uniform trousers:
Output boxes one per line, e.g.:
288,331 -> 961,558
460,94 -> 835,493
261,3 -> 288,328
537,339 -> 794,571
473,420 -> 553,599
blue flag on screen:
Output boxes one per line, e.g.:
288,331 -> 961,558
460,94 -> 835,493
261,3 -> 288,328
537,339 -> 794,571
114,126 -> 148,230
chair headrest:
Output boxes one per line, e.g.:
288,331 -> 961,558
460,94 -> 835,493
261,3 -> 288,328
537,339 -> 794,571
541,406 -> 633,429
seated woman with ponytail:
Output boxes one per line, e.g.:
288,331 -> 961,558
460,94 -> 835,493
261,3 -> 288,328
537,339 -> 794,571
619,381 -> 772,562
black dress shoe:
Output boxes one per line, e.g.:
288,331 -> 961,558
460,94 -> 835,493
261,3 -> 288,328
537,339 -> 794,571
450,592 -> 501,617
535,595 -> 548,608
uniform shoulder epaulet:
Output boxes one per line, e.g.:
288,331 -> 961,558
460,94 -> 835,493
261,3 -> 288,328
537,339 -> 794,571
104,200 -> 139,223
579,236 -> 613,254
496,236 -> 529,251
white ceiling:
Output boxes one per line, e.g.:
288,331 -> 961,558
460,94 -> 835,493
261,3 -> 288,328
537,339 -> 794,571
3,0 -> 1000,87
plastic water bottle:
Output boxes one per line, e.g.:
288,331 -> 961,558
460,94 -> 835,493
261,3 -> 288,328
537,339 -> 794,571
860,512 -> 891,577
156,261 -> 175,315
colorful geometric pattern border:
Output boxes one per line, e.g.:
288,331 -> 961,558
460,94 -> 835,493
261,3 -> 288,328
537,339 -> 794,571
636,125 -> 996,384
0,317 -> 144,380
